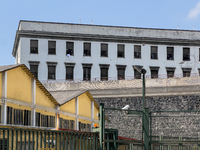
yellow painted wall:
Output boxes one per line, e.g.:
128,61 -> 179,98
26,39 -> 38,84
35,85 -> 55,109
0,73 -> 2,98
78,119 -> 91,125
59,114 -> 75,121
35,109 -> 56,116
7,103 -> 31,111
94,103 -> 99,120
79,93 -> 91,118
60,98 -> 76,114
7,67 -> 31,103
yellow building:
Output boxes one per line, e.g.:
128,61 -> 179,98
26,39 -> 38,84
0,64 -> 99,130
50,90 -> 100,131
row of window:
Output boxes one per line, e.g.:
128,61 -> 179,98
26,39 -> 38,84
30,63 -> 195,81
59,118 -> 91,131
30,40 -> 195,61
59,117 -> 75,130
5,106 -> 55,127
1,106 -> 90,130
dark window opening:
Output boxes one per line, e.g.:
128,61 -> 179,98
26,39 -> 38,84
167,47 -> 174,60
66,42 -> 74,55
49,115 -> 55,128
59,117 -> 63,129
101,68 -> 108,81
70,120 -> 74,129
182,68 -> 191,77
79,122 -> 87,131
151,46 -> 158,59
66,66 -> 74,80
134,45 -> 141,58
134,69 -> 141,79
63,119 -> 69,129
87,123 -> 91,132
167,71 -> 174,78
30,65 -> 38,79
183,48 -> 190,61
35,112 -> 41,127
24,110 -> 31,126
183,71 -> 190,77
83,43 -> 91,56
14,109 -> 23,125
151,70 -> 158,79
101,43 -> 108,57
48,66 -> 56,80
117,68 -> 125,80
41,114 -> 48,127
48,41 -> 56,54
7,106 -> 13,124
30,40 -> 38,54
117,44 -> 125,57
83,67 -> 91,81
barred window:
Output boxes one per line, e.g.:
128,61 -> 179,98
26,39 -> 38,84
83,43 -> 91,56
87,124 -> 91,132
70,120 -> 75,130
24,110 -> 31,126
35,112 -> 41,127
151,46 -> 158,59
14,109 -> 23,125
134,45 -> 141,58
66,42 -> 74,55
30,40 -> 38,54
48,41 -> 56,54
117,44 -> 125,57
7,106 -> 13,124
167,47 -> 174,60
101,43 -> 108,57
183,48 -> 190,61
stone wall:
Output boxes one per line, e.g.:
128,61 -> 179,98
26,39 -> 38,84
95,95 -> 200,140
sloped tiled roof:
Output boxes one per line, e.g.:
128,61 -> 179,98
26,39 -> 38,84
50,90 -> 88,105
0,64 -> 21,73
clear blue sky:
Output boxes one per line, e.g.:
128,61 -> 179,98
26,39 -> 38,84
1,0 -> 200,65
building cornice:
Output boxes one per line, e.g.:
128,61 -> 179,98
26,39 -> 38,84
12,30 -> 200,57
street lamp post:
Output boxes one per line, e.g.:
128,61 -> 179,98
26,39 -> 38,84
134,66 -> 149,150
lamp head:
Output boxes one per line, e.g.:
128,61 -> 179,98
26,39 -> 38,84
134,65 -> 146,74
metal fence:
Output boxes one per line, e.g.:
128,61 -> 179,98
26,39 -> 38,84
0,127 -> 99,150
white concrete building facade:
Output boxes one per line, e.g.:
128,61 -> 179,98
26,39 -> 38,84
12,20 -> 200,81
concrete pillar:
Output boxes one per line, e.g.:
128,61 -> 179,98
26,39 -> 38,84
31,79 -> 36,126
1,71 -> 7,125
75,97 -> 79,130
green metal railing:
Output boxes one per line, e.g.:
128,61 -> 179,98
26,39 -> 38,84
0,127 -> 99,150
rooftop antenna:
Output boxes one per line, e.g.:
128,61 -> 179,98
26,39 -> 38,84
193,26 -> 195,30
91,20 -> 93,25
79,19 -> 81,24
177,25 -> 179,29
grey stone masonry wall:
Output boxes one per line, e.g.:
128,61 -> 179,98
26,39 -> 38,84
95,95 -> 200,140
